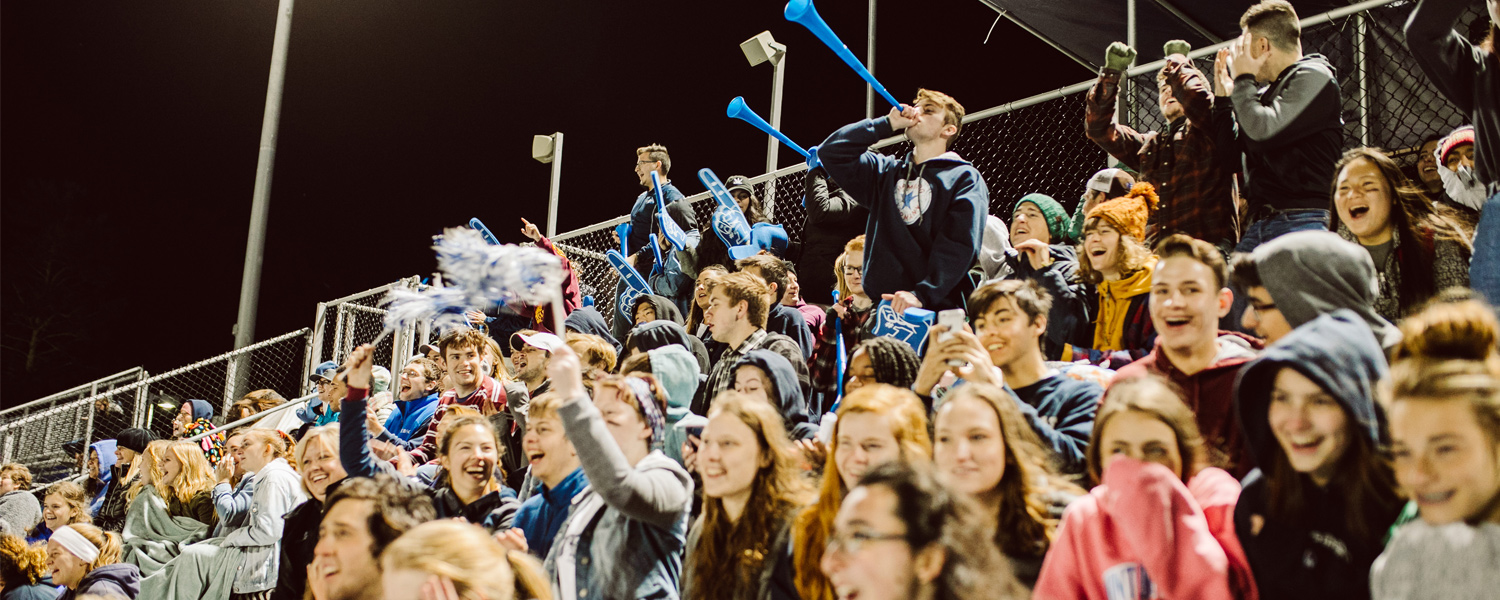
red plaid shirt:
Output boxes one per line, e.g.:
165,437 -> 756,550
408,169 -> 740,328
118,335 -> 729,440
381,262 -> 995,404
1084,57 -> 1240,246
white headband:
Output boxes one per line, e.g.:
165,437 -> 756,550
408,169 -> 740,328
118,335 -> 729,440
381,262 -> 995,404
51,525 -> 100,564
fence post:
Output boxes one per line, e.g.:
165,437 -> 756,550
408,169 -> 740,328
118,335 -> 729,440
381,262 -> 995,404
1354,11 -> 1371,147
307,301 -> 327,385
132,370 -> 148,429
333,304 -> 347,365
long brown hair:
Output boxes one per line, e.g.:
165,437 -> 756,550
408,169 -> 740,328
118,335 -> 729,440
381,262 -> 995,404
1089,375 -> 1209,484
1076,217 -> 1153,285
792,384 -> 931,600
937,385 -> 1082,559
437,415 -> 505,493
689,393 -> 814,600
1332,147 -> 1474,315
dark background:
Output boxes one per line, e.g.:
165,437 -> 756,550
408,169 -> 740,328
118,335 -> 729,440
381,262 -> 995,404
2,0 -> 1086,408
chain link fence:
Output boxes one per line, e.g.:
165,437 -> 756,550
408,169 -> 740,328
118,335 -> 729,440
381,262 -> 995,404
306,276 -> 429,381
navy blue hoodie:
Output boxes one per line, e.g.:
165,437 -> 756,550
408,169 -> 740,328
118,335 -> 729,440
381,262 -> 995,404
820,116 -> 988,310
57,563 -> 141,600
565,306 -> 622,356
733,350 -> 818,441
1232,310 -> 1401,600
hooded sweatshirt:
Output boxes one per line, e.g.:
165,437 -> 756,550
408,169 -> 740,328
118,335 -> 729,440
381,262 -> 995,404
1114,332 -> 1264,477
1034,457 -> 1257,600
57,563 -> 141,600
1405,0 -> 1499,187
819,116 -> 988,310
649,346 -> 707,466
86,440 -> 118,517
187,399 -> 214,422
734,350 -> 818,441
628,319 -> 711,375
1251,231 -> 1402,351
1231,54 -> 1345,214
1232,310 -> 1402,600
1005,243 -> 1091,360
565,306 -> 623,356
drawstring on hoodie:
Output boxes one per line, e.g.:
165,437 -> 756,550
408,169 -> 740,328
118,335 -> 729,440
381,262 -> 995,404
901,157 -> 930,226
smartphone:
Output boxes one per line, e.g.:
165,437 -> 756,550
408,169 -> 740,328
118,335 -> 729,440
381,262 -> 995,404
937,308 -> 967,367
685,425 -> 704,440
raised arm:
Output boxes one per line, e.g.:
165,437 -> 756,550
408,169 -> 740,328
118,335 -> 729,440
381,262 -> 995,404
1229,66 -> 1341,146
1404,0 -> 1484,114
818,116 -> 897,207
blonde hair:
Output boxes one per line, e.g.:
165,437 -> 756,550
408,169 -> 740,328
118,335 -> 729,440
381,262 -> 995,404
158,441 -> 217,506
62,523 -> 122,572
43,481 -> 92,527
380,520 -> 551,600
124,440 -> 171,502
238,429 -> 294,466
294,424 -> 342,497
792,384 -> 931,600
527,392 -> 564,424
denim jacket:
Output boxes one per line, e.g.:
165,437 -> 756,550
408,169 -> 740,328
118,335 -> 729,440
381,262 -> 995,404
224,458 -> 306,593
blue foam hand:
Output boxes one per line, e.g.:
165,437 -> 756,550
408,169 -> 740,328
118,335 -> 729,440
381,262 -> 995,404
870,299 -> 936,356
651,172 -> 689,251
649,233 -> 664,278
468,218 -> 501,245
749,223 -> 790,256
700,168 -> 752,247
614,222 -> 632,256
728,244 -> 763,261
607,250 -> 652,319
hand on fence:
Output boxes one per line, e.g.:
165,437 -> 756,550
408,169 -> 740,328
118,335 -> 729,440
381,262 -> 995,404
344,344 -> 374,389
1104,41 -> 1137,72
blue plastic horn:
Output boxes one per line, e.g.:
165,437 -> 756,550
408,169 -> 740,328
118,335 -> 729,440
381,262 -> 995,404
727,96 -> 810,158
784,0 -> 902,108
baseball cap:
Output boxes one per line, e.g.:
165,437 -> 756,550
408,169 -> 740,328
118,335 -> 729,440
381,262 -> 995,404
726,175 -> 754,197
309,361 -> 339,383
512,332 -> 565,353
1085,168 -> 1136,198
418,343 -> 441,357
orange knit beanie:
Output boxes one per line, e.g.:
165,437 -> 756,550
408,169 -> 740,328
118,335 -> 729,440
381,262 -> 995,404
1086,182 -> 1159,240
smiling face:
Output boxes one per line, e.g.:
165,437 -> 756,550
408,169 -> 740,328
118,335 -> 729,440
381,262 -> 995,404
844,250 -> 866,297
1150,256 -> 1231,353
1390,398 -> 1500,525
1268,367 -> 1351,487
1010,203 -> 1051,246
821,485 -> 927,600
445,344 -> 485,391
226,435 -> 248,475
1335,158 -> 1395,245
1417,139 -> 1443,188
440,424 -> 499,492
634,152 -> 661,188
523,414 -> 579,488
844,349 -> 877,393
1157,76 -> 1185,122
698,412 -> 764,504
835,412 -> 901,491
782,271 -> 802,306
972,297 -> 1044,371
0,473 -> 15,495
315,498 -> 383,600
115,447 -> 136,467
300,437 -> 348,503
1100,410 -> 1184,479
511,344 -> 550,385
1084,222 -> 1123,277
733,365 -> 774,406
1444,143 -> 1475,172
1241,286 -> 1293,344
46,538 -> 89,589
87,450 -> 99,480
42,494 -> 76,531
595,385 -> 653,463
160,451 -> 182,486
397,362 -> 433,402
933,397 -> 1006,499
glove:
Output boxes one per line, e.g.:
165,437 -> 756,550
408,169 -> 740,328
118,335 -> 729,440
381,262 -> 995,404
1104,42 -> 1136,72
1163,40 -> 1191,58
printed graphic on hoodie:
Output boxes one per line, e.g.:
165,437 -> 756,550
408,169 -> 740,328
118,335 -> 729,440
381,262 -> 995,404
895,177 -> 932,224
1103,562 -> 1159,600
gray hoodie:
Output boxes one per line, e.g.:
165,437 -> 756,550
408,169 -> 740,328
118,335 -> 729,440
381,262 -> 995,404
1251,230 -> 1402,351
649,345 -> 707,465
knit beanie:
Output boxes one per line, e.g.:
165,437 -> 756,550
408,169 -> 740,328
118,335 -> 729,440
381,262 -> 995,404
1086,182 -> 1160,240
1015,193 -> 1069,242
116,428 -> 157,454
1439,125 -> 1475,166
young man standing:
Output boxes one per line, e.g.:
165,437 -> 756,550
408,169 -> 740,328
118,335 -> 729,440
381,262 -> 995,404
506,393 -> 587,559
1086,40 -> 1240,251
1222,0 -> 1343,252
736,253 -> 815,359
819,89 -> 988,314
694,272 -> 809,415
914,279 -> 1100,475
1114,235 -> 1262,476
310,475 -> 435,600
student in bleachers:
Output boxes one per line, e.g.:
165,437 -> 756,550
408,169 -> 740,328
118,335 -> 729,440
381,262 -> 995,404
504,392 -> 586,560
305,475 -> 435,600
48,523 -> 139,600
1331,147 -> 1472,322
811,237 -> 878,405
0,464 -> 41,539
272,425 -> 345,600
0,532 -> 54,600
120,441 -> 206,577
737,254 -> 816,360
564,304 -> 622,358
1412,133 -> 1478,222
379,520 -> 548,600
366,357 -> 443,453
29,481 -> 91,545
819,89 -> 988,314
1004,193 -> 1090,360
792,385 -> 931,600
82,441 -> 116,521
210,433 -> 256,539
1230,230 -> 1402,350
687,265 -> 728,342
695,273 -> 809,416
620,346 -> 705,467
916,279 -> 1099,474
730,350 -> 818,441
1433,126 -> 1490,216
820,462 -> 1027,600
1233,311 -> 1403,600
1086,37 -> 1240,251
1076,183 -> 1159,361
682,393 -> 813,600
782,265 -> 827,337
932,384 -> 1083,589
409,329 -> 514,466
1115,235 -> 1261,477
800,167 -> 869,306
542,345 -> 692,599
843,337 -> 920,396
1034,376 -> 1256,600
1222,0 -> 1342,253
566,332 -> 618,379
626,319 -> 712,375
1370,291 -> 1500,597
97,428 -> 156,533
148,441 -> 217,528
229,390 -> 286,424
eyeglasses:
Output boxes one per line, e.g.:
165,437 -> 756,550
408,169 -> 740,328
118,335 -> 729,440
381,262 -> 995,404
635,160 -> 659,168
825,529 -> 907,555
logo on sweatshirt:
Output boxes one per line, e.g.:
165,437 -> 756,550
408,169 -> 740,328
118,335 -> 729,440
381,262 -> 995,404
1102,562 -> 1159,600
894,177 -> 932,225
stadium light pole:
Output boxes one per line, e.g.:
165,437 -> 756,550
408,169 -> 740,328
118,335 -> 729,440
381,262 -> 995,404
741,31 -> 786,217
532,133 -> 564,237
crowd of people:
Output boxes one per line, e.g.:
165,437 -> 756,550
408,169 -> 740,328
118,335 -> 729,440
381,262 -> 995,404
1,1 -> 1498,599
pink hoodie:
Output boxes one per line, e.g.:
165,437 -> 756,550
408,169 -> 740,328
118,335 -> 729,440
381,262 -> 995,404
1034,457 -> 1258,600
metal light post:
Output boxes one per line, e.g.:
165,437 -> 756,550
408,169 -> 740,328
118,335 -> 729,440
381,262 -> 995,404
532,133 -> 564,237
741,31 -> 787,216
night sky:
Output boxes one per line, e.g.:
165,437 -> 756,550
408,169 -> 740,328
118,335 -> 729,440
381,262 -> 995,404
2,0 -> 1083,407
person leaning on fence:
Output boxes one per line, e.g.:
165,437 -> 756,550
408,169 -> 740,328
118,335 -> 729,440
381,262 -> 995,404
1085,39 -> 1240,252
1220,0 -> 1342,253
800,166 -> 870,306
818,88 -> 988,315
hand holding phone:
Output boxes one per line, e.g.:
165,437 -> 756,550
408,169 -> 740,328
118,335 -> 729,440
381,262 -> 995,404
937,309 -> 967,367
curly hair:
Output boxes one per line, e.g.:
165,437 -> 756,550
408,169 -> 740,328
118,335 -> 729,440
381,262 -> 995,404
850,337 -> 921,390
689,393 -> 816,600
42,481 -> 92,528
324,474 -> 437,560
1076,216 -> 1154,285
0,463 -> 32,491
0,533 -> 48,586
